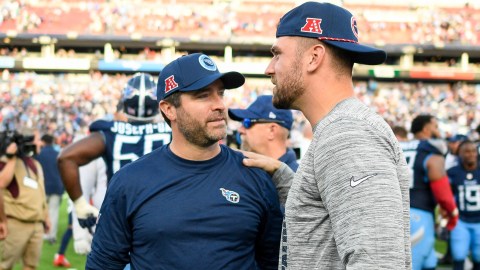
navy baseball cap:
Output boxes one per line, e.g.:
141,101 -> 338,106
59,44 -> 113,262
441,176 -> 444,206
276,2 -> 386,65
228,95 -> 294,130
157,53 -> 245,100
447,134 -> 468,142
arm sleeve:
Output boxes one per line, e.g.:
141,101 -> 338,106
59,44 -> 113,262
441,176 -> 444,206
317,121 -> 408,268
255,174 -> 284,269
271,163 -> 294,205
86,173 -> 131,270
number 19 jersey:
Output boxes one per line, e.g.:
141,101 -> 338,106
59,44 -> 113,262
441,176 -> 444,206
447,165 -> 480,223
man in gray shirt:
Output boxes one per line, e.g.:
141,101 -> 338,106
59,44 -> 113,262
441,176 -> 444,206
242,2 -> 411,269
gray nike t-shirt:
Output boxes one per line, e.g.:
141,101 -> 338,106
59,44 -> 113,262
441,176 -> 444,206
275,98 -> 411,269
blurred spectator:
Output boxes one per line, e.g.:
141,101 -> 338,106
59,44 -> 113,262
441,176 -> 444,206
392,125 -> 409,142
445,134 -> 468,170
34,134 -> 64,245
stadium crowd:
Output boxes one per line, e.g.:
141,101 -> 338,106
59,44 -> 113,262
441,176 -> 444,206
1,71 -> 479,148
0,0 -> 480,45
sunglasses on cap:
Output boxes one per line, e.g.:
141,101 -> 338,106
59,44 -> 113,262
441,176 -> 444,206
242,118 -> 285,129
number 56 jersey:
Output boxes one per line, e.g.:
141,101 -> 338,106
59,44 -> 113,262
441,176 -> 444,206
90,120 -> 172,182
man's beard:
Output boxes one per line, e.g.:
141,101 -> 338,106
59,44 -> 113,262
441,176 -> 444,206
177,108 -> 226,147
273,56 -> 305,109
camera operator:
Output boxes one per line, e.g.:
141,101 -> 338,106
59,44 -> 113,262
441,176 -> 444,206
0,139 -> 50,270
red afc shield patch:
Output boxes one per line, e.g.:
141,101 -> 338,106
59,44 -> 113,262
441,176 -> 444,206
300,18 -> 323,34
164,75 -> 178,93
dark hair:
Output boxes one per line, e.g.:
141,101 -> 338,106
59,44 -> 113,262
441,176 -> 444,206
457,140 -> 475,153
160,91 -> 182,127
392,125 -> 408,139
41,134 -> 55,145
410,115 -> 434,134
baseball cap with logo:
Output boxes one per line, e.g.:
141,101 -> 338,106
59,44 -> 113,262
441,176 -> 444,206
276,1 -> 386,65
228,95 -> 294,130
157,53 -> 245,101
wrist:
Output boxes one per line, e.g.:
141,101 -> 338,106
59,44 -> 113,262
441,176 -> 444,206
73,197 -> 88,208
5,153 -> 16,159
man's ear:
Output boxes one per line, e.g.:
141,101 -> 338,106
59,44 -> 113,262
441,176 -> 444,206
265,124 -> 278,140
159,100 -> 176,122
307,43 -> 326,73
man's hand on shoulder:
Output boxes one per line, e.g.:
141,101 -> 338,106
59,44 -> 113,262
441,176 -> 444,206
240,150 -> 282,176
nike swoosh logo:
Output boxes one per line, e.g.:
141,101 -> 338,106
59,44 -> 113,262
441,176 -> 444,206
350,174 -> 377,187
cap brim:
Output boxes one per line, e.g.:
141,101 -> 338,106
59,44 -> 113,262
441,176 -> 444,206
228,108 -> 260,121
182,71 -> 245,92
323,40 -> 387,65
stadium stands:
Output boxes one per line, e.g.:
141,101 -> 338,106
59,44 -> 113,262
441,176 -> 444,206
1,0 -> 480,148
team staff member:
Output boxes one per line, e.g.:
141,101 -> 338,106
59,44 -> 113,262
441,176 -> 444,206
229,95 -> 298,172
447,140 -> 480,270
242,2 -> 411,268
86,53 -> 283,269
0,142 -> 50,270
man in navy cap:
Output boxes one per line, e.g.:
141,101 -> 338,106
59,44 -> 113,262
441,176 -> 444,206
86,53 -> 283,270
229,95 -> 299,173
241,2 -> 411,269
446,134 -> 469,170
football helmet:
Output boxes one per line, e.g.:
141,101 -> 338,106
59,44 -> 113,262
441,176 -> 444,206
122,73 -> 158,121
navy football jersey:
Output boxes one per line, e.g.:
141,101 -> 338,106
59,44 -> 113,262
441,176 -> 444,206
89,120 -> 172,181
447,165 -> 480,223
401,139 -> 446,212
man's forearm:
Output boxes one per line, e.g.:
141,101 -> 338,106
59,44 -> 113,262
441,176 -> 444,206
272,163 -> 294,205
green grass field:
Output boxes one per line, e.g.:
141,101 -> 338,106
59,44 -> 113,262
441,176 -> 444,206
13,194 -> 87,270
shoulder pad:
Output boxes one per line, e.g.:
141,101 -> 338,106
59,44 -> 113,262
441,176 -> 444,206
89,120 -> 112,132
418,139 -> 448,156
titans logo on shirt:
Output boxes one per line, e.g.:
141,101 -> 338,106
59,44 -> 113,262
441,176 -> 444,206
220,188 -> 240,203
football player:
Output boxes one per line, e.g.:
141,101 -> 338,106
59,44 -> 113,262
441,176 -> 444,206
447,140 -> 480,270
58,72 -> 172,230
400,114 -> 459,270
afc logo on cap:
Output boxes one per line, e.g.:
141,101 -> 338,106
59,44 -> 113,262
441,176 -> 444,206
301,18 -> 323,34
164,75 -> 178,93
